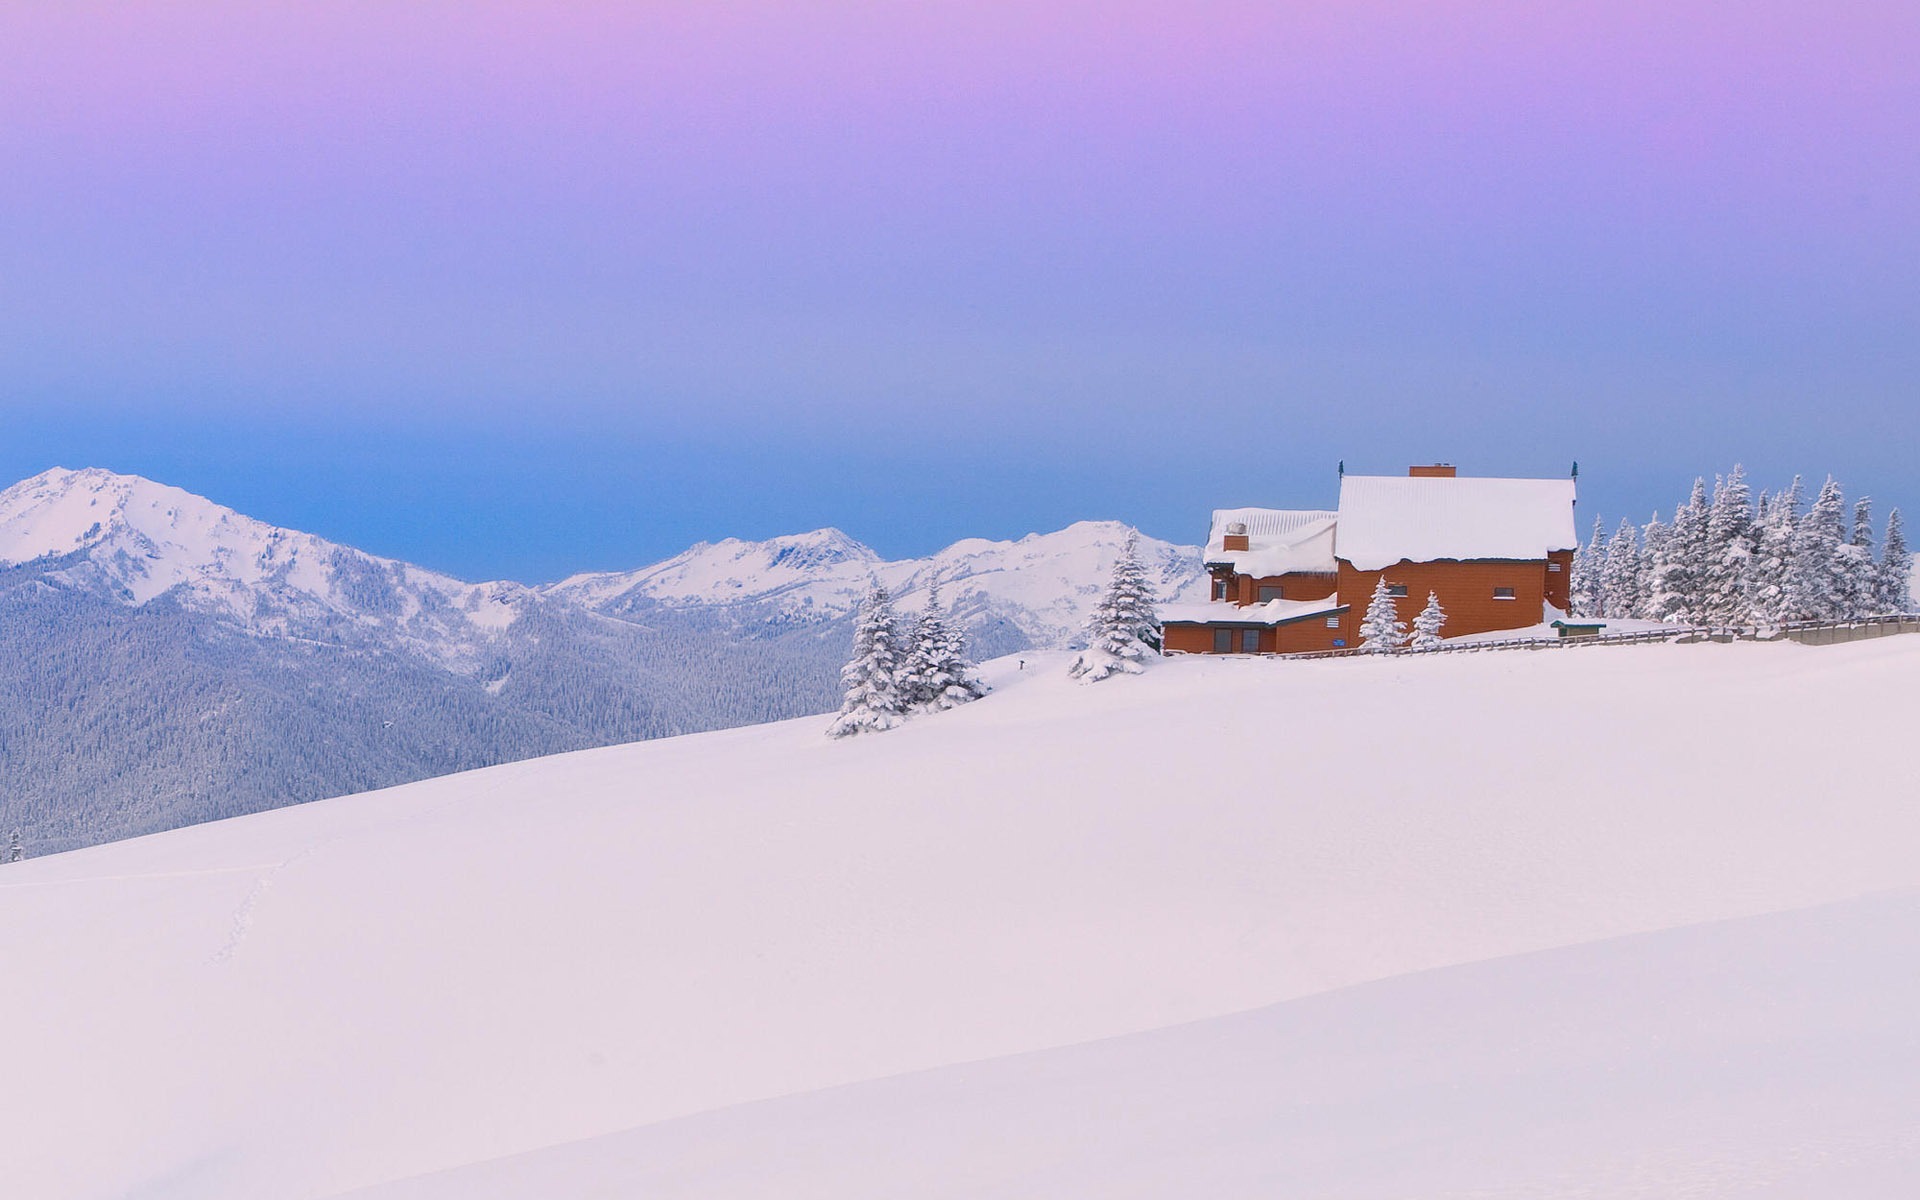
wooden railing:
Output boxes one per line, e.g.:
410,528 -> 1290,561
1259,612 -> 1920,661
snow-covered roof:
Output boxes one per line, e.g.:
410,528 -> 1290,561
1204,508 -> 1339,577
1334,476 -> 1577,571
1159,597 -> 1347,627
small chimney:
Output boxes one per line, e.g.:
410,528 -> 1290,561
1222,521 -> 1250,552
1409,464 -> 1457,478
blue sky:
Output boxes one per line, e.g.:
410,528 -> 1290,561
5,3 -> 1917,582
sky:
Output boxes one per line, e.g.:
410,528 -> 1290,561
3,1 -> 1917,582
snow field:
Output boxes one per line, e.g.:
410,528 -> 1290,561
3,638 -> 1920,1198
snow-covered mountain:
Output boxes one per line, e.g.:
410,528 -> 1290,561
5,638 -> 1918,1199
0,468 -> 529,670
0,467 -> 1207,854
547,520 -> 1207,650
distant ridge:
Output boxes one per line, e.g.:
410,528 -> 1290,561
0,468 -> 1204,854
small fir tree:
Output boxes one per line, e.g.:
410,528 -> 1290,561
1358,576 -> 1407,653
1651,478 -> 1710,622
1408,591 -> 1447,650
826,583 -> 908,737
1635,512 -> 1670,619
1881,508 -> 1912,613
6,830 -> 21,863
900,578 -> 987,712
1835,495 -> 1878,619
1069,531 -> 1162,682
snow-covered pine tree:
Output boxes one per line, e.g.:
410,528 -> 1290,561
900,578 -> 987,712
826,583 -> 908,737
1701,465 -> 1755,624
1601,519 -> 1642,621
1880,508 -> 1912,613
1835,495 -> 1878,619
1408,591 -> 1446,650
1650,479 -> 1709,622
1635,512 -> 1669,619
1358,576 -> 1407,653
1783,477 -> 1846,621
6,830 -> 20,863
1068,531 -> 1162,682
1572,516 -> 1605,617
1748,475 -> 1803,625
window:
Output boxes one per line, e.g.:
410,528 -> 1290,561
1257,585 -> 1283,602
1325,616 -> 1341,628
1493,587 -> 1517,600
1213,628 -> 1232,653
1386,583 -> 1409,598
1212,578 -> 1229,601
1547,562 -> 1562,572
1241,629 -> 1260,653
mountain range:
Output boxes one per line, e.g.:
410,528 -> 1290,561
0,467 -> 1204,853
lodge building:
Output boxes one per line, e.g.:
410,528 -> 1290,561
1161,465 -> 1578,655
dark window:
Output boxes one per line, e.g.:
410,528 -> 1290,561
1212,578 -> 1229,601
1213,628 -> 1232,653
1257,585 -> 1283,602
1494,586 -> 1517,600
1241,629 -> 1260,653
1386,583 -> 1409,598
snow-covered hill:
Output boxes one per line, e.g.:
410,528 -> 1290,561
4,637 -> 1918,1198
0,468 -> 528,669
546,519 -> 1207,649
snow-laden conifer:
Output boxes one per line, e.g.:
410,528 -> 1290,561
1650,479 -> 1710,623
1748,475 -> 1802,625
1635,512 -> 1669,619
1408,591 -> 1446,650
900,578 -> 987,712
1880,508 -> 1912,613
1068,531 -> 1161,682
1572,516 -> 1605,617
6,830 -> 21,863
1358,576 -> 1407,653
1835,496 -> 1878,620
1601,519 -> 1641,621
826,583 -> 908,737
1701,466 -> 1754,624
1783,477 -> 1847,621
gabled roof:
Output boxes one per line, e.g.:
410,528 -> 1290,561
1334,475 -> 1578,571
1205,508 -> 1339,577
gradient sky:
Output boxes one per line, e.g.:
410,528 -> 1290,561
4,2 -> 1917,581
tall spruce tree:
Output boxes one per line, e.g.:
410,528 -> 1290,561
1749,475 -> 1803,625
1881,508 -> 1912,613
1069,531 -> 1162,681
900,578 -> 987,712
1358,576 -> 1408,653
1636,512 -> 1670,619
826,583 -> 908,737
1650,479 -> 1710,622
1601,519 -> 1642,621
1702,466 -> 1754,624
1783,477 -> 1847,621
1835,496 -> 1878,619
1408,591 -> 1447,650
1572,516 -> 1606,617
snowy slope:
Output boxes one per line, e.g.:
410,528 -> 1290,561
546,520 -> 1208,649
4,637 -> 1920,1199
0,468 -> 527,668
352,892 -> 1920,1200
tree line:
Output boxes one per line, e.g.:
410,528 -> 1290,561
1571,468 -> 1912,625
